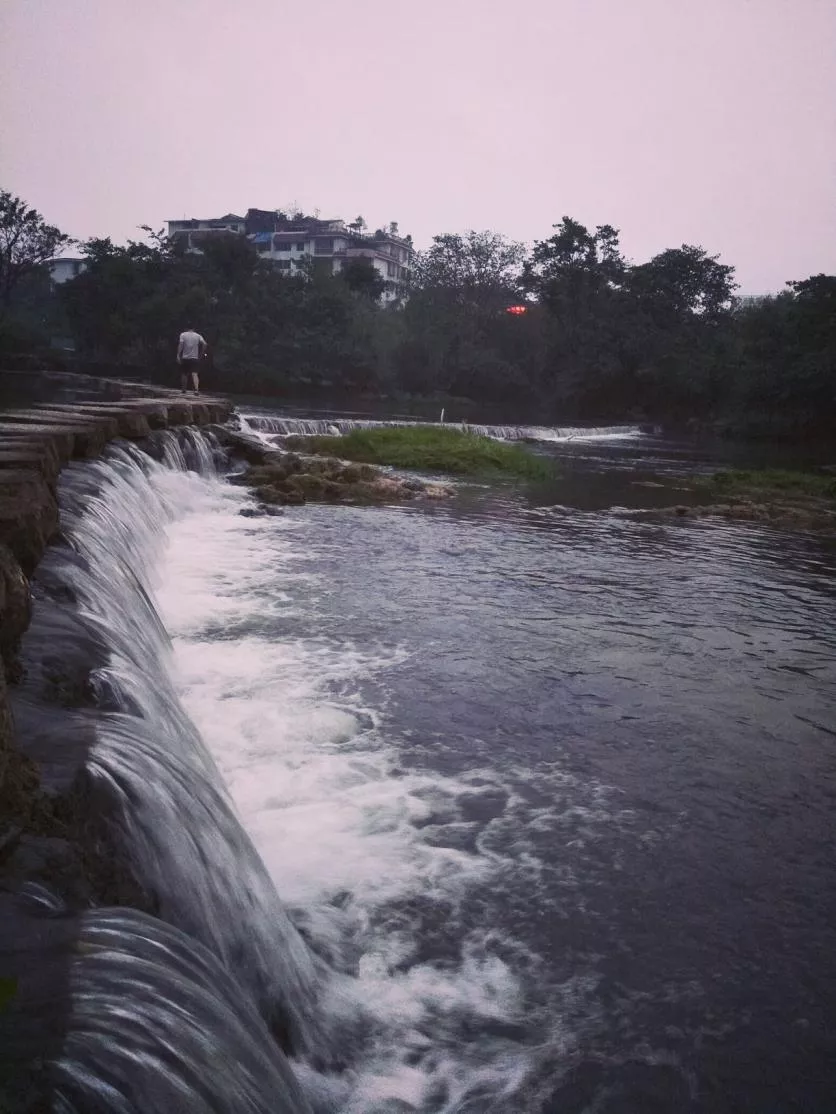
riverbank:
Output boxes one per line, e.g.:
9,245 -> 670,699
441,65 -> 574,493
642,468 -> 836,532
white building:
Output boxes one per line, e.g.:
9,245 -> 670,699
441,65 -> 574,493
49,257 -> 87,284
167,209 -> 411,304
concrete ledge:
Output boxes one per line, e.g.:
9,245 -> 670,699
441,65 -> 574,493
0,388 -> 232,566
0,378 -> 234,799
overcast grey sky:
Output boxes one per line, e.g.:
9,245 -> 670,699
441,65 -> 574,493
1,0 -> 833,291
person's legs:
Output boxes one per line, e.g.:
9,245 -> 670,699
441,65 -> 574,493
180,359 -> 199,393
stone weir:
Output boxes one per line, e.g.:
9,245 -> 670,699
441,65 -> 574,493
0,384 -> 232,903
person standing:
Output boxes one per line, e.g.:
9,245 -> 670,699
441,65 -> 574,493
177,327 -> 207,395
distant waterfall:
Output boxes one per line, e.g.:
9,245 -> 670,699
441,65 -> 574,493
240,414 -> 644,443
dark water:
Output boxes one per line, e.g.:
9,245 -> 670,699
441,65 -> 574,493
158,422 -> 836,1111
351,510 -> 836,1109
6,422 -> 836,1112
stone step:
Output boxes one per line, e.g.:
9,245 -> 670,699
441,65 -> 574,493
33,404 -> 153,439
0,416 -> 110,459
0,381 -> 234,569
0,424 -> 76,464
0,449 -> 61,485
0,409 -> 121,441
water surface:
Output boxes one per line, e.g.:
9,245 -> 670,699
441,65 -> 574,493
154,421 -> 836,1111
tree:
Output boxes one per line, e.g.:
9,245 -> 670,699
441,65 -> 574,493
0,190 -> 71,305
629,245 -> 736,320
523,218 -> 625,307
400,231 -> 529,400
521,219 -> 630,412
412,231 -> 526,312
339,257 -> 385,301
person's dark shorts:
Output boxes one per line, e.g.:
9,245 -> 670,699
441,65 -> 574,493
180,358 -> 200,379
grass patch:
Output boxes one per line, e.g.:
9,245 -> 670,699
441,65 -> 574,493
703,468 -> 836,501
287,426 -> 554,478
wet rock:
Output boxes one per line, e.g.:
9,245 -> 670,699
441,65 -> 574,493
339,462 -> 378,483
39,658 -> 96,708
255,484 -> 305,506
239,504 -> 285,518
0,668 -> 41,829
241,450 -> 450,507
0,475 -> 60,575
648,500 -> 836,532
5,835 -> 74,879
0,545 -> 31,682
212,426 -> 278,466
0,824 -> 22,856
0,775 -> 156,914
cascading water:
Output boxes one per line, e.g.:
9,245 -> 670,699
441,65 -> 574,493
7,429 -> 331,1103
36,903 -> 313,1114
8,423 -> 559,1112
239,414 -> 644,444
6,412 -> 834,1112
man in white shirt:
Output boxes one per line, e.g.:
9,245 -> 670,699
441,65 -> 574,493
176,327 -> 207,395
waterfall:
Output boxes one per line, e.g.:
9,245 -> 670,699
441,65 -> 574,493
2,898 -> 312,1114
240,414 -> 644,443
10,428 -> 329,1103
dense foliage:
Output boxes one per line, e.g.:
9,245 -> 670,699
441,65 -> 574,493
0,191 -> 70,306
1,188 -> 833,440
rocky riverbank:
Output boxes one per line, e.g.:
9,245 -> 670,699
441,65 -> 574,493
213,426 -> 453,509
627,469 -> 836,533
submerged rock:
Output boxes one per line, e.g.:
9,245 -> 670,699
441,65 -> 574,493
629,499 -> 836,532
239,504 -> 285,518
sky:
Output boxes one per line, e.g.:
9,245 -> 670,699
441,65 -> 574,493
1,0 -> 834,292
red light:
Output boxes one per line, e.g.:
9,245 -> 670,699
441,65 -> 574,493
505,305 -> 527,315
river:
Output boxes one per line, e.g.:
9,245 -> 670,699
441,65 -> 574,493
10,414 -> 836,1112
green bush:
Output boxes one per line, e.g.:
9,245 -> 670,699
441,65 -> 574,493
291,426 -> 554,478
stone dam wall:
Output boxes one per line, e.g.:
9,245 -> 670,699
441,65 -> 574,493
0,374 -> 233,905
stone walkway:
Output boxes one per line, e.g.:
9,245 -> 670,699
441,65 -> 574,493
0,382 -> 232,575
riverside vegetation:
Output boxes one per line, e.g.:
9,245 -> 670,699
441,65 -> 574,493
283,426 -> 554,477
2,189 -> 835,443
632,467 -> 836,532
224,426 -> 549,511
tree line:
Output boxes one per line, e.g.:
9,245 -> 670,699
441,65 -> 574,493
1,189 -> 833,439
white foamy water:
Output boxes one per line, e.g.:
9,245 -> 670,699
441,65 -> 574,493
153,477 -> 555,1109
238,413 -> 644,445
